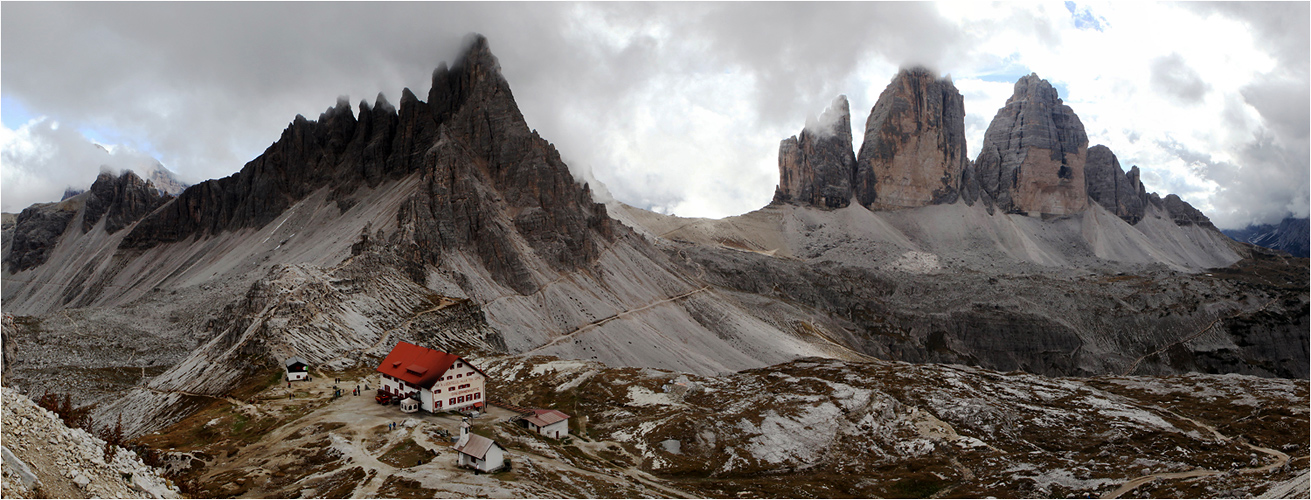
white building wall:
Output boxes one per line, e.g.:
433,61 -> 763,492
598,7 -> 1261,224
287,370 -> 307,381
481,445 -> 505,472
433,361 -> 486,411
540,419 -> 569,439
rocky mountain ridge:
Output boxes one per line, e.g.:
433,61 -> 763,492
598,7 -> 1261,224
775,69 -> 1219,240
1224,217 -> 1310,258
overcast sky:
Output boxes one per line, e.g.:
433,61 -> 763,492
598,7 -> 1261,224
2,2 -> 1307,229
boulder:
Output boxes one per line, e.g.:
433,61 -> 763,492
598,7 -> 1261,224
774,95 -> 856,209
855,67 -> 968,209
975,74 -> 1089,216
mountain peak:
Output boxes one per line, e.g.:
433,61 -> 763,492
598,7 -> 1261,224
854,66 -> 967,209
775,95 -> 857,209
975,72 -> 1088,215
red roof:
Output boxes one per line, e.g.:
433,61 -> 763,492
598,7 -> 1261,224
376,341 -> 484,388
525,409 -> 570,427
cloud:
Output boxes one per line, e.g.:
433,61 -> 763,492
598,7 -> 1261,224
1150,53 -> 1211,104
1,2 -> 1306,226
1,117 -> 167,212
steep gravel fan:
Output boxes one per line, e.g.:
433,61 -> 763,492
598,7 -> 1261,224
612,200 -> 1304,379
1,388 -> 179,499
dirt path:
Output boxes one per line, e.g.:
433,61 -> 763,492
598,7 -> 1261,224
525,286 -> 710,355
1101,404 -> 1291,499
140,387 -> 268,419
1122,298 -> 1276,376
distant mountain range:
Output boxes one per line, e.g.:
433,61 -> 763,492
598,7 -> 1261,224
1223,217 -> 1310,258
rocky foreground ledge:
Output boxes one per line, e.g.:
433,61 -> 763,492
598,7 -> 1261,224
1,387 -> 179,499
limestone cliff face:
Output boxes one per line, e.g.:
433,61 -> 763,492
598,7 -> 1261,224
975,74 -> 1089,215
855,67 -> 968,209
1084,145 -> 1148,224
774,96 -> 856,209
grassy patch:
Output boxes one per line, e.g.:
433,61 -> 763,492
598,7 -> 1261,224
377,438 -> 438,468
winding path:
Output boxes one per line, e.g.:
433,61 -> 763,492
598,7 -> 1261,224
1101,405 -> 1291,499
1121,298 -> 1278,376
524,286 -> 711,355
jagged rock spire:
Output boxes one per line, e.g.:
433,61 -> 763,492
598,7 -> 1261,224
774,95 -> 856,209
1085,145 -> 1149,224
854,67 -> 968,209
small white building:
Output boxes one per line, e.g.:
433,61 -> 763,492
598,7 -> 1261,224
453,420 -> 506,473
284,357 -> 309,381
522,409 -> 570,439
376,341 -> 487,413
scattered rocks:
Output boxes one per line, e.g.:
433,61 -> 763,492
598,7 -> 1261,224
0,387 -> 180,499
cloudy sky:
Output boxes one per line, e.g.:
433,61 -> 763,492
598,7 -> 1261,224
2,2 -> 1307,229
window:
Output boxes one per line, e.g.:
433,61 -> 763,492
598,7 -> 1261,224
449,398 -> 455,405
474,392 -> 480,400
456,374 -> 462,378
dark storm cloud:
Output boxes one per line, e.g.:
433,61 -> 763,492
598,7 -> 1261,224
1149,53 -> 1210,104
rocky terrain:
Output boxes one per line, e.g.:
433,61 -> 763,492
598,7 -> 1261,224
0,33 -> 1307,498
1224,217 -> 1310,258
1,387 -> 179,499
74,354 -> 1307,499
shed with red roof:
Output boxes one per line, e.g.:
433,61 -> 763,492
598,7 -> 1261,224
520,409 -> 571,439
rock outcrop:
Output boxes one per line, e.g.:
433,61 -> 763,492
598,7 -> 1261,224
854,67 -> 968,209
773,96 -> 856,209
4,202 -> 76,273
975,74 -> 1089,215
1084,145 -> 1148,224
81,171 -> 169,234
1161,193 -> 1218,230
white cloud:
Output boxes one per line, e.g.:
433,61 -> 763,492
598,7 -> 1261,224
1,2 -> 1305,228
1,117 -> 170,212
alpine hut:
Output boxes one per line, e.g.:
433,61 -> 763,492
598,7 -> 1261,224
376,341 -> 487,413
522,409 -> 571,439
